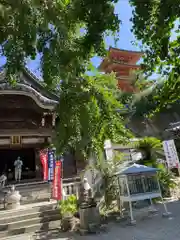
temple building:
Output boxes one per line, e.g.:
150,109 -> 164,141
0,68 -> 78,181
99,47 -> 142,92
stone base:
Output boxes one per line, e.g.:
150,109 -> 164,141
148,207 -> 158,214
6,202 -> 20,210
129,219 -> 136,225
79,206 -> 100,230
162,212 -> 172,218
79,228 -> 89,235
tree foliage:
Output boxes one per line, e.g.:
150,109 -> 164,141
130,82 -> 162,118
0,1 -> 134,156
130,0 -> 180,112
135,137 -> 162,165
135,137 -> 176,196
55,73 -> 133,157
0,0 -> 119,86
130,0 -> 180,75
90,151 -> 122,209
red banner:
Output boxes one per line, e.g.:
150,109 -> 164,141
52,160 -> 62,200
40,150 -> 48,181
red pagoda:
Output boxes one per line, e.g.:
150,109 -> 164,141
99,47 -> 143,92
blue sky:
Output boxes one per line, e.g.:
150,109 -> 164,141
91,0 -> 140,69
26,0 -> 137,77
0,1 -> 177,78
27,0 -> 139,77
0,0 -> 136,77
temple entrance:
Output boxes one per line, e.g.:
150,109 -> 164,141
0,148 -> 36,181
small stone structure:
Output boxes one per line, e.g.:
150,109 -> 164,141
5,185 -> 21,210
79,178 -> 100,233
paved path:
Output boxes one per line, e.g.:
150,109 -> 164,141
7,200 -> 180,240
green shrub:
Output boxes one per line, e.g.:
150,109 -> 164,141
136,137 -> 177,197
158,170 -> 177,197
59,195 -> 78,217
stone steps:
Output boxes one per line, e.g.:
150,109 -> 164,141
0,233 -> 32,240
0,201 -> 56,218
0,220 -> 60,238
0,208 -> 59,224
0,201 -> 61,239
0,213 -> 60,231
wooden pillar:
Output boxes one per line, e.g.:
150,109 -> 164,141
35,148 -> 42,180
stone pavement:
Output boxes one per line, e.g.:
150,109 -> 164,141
7,200 -> 180,240
1,234 -> 32,240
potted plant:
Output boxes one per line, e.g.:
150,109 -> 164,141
59,195 -> 78,231
59,195 -> 77,217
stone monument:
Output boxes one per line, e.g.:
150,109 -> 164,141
79,178 -> 100,233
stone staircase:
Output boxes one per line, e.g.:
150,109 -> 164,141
0,178 -> 80,239
0,201 -> 60,239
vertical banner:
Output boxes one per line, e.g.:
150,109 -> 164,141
163,140 -> 179,169
39,149 -> 48,181
52,160 -> 62,200
48,148 -> 56,181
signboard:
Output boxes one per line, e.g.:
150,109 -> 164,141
11,136 -> 21,145
39,149 -> 48,181
163,140 -> 179,169
52,160 -> 62,200
48,149 -> 56,181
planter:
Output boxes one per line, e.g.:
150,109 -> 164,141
61,213 -> 75,231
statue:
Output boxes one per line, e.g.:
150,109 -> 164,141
78,178 -> 93,205
14,156 -> 23,182
0,173 -> 7,188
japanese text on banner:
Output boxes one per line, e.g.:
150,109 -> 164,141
48,149 -> 55,181
53,160 -> 62,200
163,140 -> 179,169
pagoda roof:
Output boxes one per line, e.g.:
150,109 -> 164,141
99,47 -> 143,71
109,47 -> 143,55
99,60 -> 141,71
106,61 -> 141,69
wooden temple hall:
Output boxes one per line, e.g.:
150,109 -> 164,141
0,68 -> 78,182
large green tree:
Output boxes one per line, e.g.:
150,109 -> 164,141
0,1 -> 134,156
56,72 -> 133,156
130,0 -> 180,113
0,0 -> 119,85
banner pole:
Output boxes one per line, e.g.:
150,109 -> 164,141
61,157 -> 64,201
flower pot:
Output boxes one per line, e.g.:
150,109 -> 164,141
61,213 -> 74,231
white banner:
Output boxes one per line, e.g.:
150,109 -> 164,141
163,140 -> 179,169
